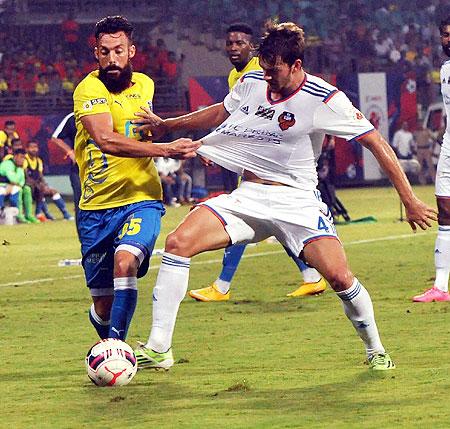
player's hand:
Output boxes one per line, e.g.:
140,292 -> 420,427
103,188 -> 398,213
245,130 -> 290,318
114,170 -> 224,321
133,107 -> 167,140
199,155 -> 213,166
404,197 -> 438,231
163,138 -> 202,159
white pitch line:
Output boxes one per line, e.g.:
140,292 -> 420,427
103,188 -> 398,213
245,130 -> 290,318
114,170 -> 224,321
0,230 -> 434,288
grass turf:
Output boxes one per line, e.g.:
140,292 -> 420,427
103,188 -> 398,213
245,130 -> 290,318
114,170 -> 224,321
1,185 -> 449,428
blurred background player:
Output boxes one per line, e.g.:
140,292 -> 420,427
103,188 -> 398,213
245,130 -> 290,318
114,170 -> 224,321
25,140 -> 73,221
73,16 -> 199,342
0,120 -> 20,160
2,138 -> 38,223
188,23 -> 326,302
414,123 -> 436,185
0,148 -> 26,218
413,17 -> 450,302
48,112 -> 81,236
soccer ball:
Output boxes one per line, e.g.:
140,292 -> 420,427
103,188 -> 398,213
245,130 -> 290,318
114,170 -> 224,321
85,338 -> 137,387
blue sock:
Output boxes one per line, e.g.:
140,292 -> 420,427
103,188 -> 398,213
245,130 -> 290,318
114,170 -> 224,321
9,191 -> 19,208
41,199 -> 54,219
0,193 -> 4,208
219,244 -> 246,282
53,194 -> 70,218
283,245 -> 307,271
89,304 -> 110,339
109,277 -> 138,340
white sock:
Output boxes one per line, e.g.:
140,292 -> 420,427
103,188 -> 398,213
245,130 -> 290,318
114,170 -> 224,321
90,303 -> 110,325
434,226 -> 450,292
302,267 -> 322,283
336,278 -> 385,357
214,278 -> 231,294
147,252 -> 190,353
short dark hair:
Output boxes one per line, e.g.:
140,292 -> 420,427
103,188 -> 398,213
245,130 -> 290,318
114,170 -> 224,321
11,138 -> 22,146
95,16 -> 134,41
13,148 -> 26,155
227,23 -> 253,36
258,21 -> 306,66
439,17 -> 450,35
27,140 -> 38,146
4,120 -> 15,127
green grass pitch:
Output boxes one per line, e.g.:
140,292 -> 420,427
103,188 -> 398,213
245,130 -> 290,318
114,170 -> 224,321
1,185 -> 450,428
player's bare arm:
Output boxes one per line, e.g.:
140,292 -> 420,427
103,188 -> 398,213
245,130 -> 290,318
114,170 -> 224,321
49,137 -> 75,162
81,112 -> 201,159
359,130 -> 437,231
133,102 -> 230,137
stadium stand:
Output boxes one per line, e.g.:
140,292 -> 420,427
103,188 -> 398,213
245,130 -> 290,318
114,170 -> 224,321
0,0 -> 448,115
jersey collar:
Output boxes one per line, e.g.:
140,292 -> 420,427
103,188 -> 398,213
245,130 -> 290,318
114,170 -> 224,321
266,73 -> 307,105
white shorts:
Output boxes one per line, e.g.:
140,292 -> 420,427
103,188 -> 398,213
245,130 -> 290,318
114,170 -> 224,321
198,181 -> 338,256
435,153 -> 450,197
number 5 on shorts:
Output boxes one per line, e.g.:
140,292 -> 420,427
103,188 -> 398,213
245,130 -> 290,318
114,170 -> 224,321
118,218 -> 142,239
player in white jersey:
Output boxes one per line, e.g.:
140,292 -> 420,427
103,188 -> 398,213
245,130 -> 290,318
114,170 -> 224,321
413,17 -> 450,302
134,22 -> 436,371
189,22 -> 326,302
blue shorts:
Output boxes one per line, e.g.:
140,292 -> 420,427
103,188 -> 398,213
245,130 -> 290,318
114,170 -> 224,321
78,200 -> 165,291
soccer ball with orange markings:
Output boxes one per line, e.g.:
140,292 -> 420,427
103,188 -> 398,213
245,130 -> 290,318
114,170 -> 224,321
85,338 -> 137,387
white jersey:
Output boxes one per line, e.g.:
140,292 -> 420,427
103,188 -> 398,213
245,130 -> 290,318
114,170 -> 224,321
441,60 -> 450,156
199,70 -> 374,190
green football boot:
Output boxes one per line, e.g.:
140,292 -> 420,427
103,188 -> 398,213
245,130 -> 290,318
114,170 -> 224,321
134,342 -> 174,370
368,352 -> 396,371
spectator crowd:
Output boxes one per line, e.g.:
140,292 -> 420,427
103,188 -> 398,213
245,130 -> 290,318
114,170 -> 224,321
0,1 -> 450,111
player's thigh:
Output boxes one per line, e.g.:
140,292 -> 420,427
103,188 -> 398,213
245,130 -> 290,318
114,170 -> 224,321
78,209 -> 115,290
114,200 -> 165,277
166,205 -> 232,256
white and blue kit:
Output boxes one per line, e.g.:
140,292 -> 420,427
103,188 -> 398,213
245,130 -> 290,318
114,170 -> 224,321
198,70 -> 374,255
436,59 -> 450,197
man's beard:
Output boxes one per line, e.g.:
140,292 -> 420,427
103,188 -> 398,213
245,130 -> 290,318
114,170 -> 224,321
98,63 -> 133,93
443,43 -> 450,58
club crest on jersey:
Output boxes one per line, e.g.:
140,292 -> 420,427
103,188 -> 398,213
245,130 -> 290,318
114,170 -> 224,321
255,105 -> 275,120
278,111 -> 296,131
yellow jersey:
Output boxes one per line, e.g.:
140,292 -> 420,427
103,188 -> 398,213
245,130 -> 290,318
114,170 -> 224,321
73,70 -> 162,210
227,56 -> 261,90
0,130 -> 19,151
24,154 -> 43,178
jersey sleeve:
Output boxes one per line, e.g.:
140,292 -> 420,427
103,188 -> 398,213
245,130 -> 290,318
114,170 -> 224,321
0,131 -> 6,147
52,113 -> 75,140
73,77 -> 111,119
223,78 -> 247,114
312,91 -> 374,141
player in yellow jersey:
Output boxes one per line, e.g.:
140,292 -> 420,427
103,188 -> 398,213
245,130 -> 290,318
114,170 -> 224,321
73,16 -> 200,342
0,120 -> 20,160
188,23 -> 326,303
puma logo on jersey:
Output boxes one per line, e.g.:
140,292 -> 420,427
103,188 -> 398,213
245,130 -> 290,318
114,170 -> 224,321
278,111 -> 296,130
255,105 -> 275,120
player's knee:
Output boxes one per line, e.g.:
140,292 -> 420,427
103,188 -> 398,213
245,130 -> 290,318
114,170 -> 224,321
438,211 -> 450,225
114,251 -> 139,277
326,270 -> 353,292
437,202 -> 450,225
165,230 -> 195,257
